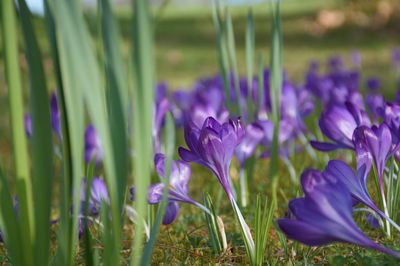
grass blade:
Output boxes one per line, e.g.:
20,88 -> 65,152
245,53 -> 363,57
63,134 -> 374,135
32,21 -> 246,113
246,9 -> 255,122
17,1 -> 54,264
0,0 -> 34,264
43,1 -> 74,264
225,7 -> 242,117
141,113 -> 175,265
131,0 -> 155,264
212,0 -> 231,111
268,0 -> 283,208
100,0 -> 129,216
0,165 -> 23,265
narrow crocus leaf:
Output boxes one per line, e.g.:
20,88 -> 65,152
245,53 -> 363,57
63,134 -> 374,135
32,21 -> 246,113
0,0 -> 34,264
246,9 -> 255,122
203,193 -> 226,254
43,1 -> 74,264
269,0 -> 283,208
212,0 -> 231,111
141,113 -> 175,265
17,1 -> 54,265
0,165 -> 23,266
131,0 -> 155,264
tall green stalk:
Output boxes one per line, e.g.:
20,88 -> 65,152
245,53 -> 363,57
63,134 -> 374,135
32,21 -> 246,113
268,0 -> 283,209
0,0 -> 34,264
131,0 -> 155,265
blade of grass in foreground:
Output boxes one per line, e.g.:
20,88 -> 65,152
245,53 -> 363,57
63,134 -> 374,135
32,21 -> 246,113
0,1 -> 34,264
100,0 -> 128,216
268,0 -> 283,209
225,7 -> 242,117
52,0 -> 124,264
0,165 -> 23,266
131,0 -> 155,265
17,1 -> 54,265
43,1 -> 73,264
246,9 -> 255,123
141,113 -> 175,265
212,0 -> 231,112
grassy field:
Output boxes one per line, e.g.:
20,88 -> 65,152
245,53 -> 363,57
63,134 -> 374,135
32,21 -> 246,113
1,0 -> 400,264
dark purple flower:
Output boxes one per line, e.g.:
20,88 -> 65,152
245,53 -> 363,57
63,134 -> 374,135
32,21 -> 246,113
234,123 -> 264,167
366,77 -> 381,92
153,97 -> 171,153
24,114 -> 32,138
366,93 -> 384,122
50,92 -> 62,141
179,117 -> 244,201
352,123 -> 393,195
133,153 -> 206,225
188,104 -> 229,130
85,125 -> 103,167
80,177 -> 109,216
278,169 -> 400,258
311,103 -> 371,151
391,48 -> 400,69
380,102 -> 400,144
324,160 -> 383,217
79,177 -> 109,236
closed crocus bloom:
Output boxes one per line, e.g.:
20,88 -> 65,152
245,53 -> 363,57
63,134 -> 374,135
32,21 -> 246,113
179,117 -> 244,201
366,77 -> 381,92
366,93 -> 384,122
352,124 -> 394,196
234,123 -> 264,167
24,114 -> 32,138
50,92 -> 62,141
136,153 -> 208,225
311,102 -> 371,151
153,97 -> 171,153
80,177 -> 109,216
85,125 -> 103,167
381,102 -> 400,144
278,169 -> 400,258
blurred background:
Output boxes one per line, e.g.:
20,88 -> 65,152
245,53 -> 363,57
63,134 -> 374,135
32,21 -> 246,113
1,0 -> 400,162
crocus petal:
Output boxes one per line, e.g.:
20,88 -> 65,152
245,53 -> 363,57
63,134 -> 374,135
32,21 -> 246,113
162,201 -> 179,225
310,141 -> 343,151
148,183 -> 164,204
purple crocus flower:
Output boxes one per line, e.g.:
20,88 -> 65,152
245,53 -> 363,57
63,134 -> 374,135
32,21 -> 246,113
132,153 -> 208,225
324,160 -> 383,217
24,114 -> 32,138
234,123 -> 264,167
380,102 -> 400,144
153,97 -> 171,153
80,177 -> 110,216
311,103 -> 371,151
178,117 -> 245,201
366,77 -> 381,92
79,177 -> 109,236
188,103 -> 229,130
391,48 -> 400,69
350,51 -> 361,69
366,93 -> 384,123
278,169 -> 400,258
85,125 -> 103,167
50,92 -> 62,141
352,123 -> 394,196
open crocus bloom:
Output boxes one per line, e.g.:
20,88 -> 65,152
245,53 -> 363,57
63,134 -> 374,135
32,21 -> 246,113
278,169 -> 400,258
234,122 -> 264,167
311,102 -> 371,151
179,117 -> 244,201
